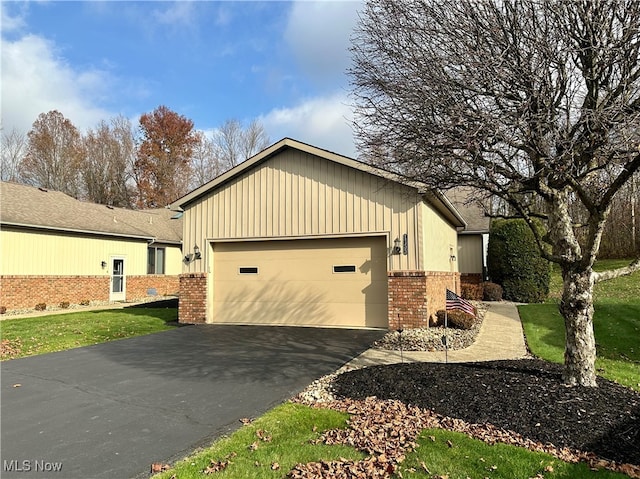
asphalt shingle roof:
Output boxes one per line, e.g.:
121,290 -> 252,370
0,182 -> 182,244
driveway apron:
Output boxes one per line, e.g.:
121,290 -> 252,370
1,325 -> 384,479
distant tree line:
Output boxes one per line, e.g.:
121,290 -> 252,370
0,106 -> 270,208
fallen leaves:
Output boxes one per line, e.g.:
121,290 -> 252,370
150,463 -> 170,473
203,452 -> 237,475
0,339 -> 22,359
289,396 -> 640,479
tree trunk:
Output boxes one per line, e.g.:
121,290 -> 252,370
559,266 -> 597,387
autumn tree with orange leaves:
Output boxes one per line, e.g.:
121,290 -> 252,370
134,105 -> 198,207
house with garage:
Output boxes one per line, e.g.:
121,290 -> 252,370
172,138 -> 466,330
0,181 -> 183,312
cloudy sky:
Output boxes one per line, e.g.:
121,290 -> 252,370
1,1 -> 363,157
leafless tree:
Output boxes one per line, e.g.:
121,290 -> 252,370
350,0 -> 640,386
213,119 -> 270,171
189,131 -> 222,190
20,110 -> 84,198
82,116 -> 136,207
1,127 -> 27,182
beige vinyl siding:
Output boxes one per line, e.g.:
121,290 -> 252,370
421,202 -> 459,272
0,228 -> 182,276
457,235 -> 484,274
183,148 -> 423,273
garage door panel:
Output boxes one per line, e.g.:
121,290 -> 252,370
212,237 -> 388,328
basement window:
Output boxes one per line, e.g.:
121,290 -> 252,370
239,267 -> 259,274
333,265 -> 356,273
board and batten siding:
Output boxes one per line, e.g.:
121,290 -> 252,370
0,228 -> 183,276
182,148 -> 425,272
457,235 -> 484,274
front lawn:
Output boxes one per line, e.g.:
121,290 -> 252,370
0,307 -> 178,359
155,402 -> 632,479
519,259 -> 640,391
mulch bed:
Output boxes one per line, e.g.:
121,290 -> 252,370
331,359 -> 640,467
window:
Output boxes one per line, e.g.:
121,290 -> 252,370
147,247 -> 166,274
333,265 -> 356,273
239,267 -> 258,274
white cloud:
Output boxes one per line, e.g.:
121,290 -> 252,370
1,3 -> 27,33
260,91 -> 357,158
152,1 -> 195,27
1,34 -> 113,134
284,1 -> 362,84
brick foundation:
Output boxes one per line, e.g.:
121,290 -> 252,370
178,273 -> 207,324
388,270 -> 460,330
0,275 -> 179,312
127,275 -> 180,299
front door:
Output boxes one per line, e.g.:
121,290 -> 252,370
110,257 -> 126,301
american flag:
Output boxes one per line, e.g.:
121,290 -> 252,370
446,289 -> 476,317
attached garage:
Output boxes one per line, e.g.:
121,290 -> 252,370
212,236 -> 388,328
173,138 -> 466,329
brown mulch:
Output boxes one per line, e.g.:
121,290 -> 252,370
329,360 -> 639,468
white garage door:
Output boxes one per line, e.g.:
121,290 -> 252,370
212,236 -> 388,328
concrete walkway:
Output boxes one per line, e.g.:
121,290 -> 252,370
346,301 -> 529,368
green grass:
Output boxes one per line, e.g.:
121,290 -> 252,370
0,307 -> 177,359
520,259 -> 640,391
154,405 -> 630,479
154,403 -> 364,479
400,429 -> 628,479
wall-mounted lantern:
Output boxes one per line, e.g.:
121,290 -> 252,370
101,260 -> 107,269
392,238 -> 402,255
185,245 -> 202,263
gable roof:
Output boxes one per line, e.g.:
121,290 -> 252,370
446,187 -> 491,233
172,137 -> 466,228
0,182 -> 182,244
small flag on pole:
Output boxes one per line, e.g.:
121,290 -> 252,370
446,289 -> 476,317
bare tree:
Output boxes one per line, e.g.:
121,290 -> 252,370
82,116 -> 136,207
189,131 -> 222,190
20,110 -> 84,197
350,0 -> 640,386
1,127 -> 27,182
213,119 -> 270,170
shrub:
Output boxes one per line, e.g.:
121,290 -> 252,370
487,219 -> 551,303
59,301 -> 70,309
79,299 -> 90,306
0,306 -> 6,314
483,282 -> 503,301
435,310 -> 476,330
461,283 -> 483,301
34,303 -> 47,311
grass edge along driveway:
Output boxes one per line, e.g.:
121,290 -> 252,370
0,307 -> 177,359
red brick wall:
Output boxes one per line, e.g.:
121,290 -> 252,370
0,275 -> 180,311
388,271 -> 428,330
178,273 -> 207,324
0,275 -> 109,310
387,270 -> 460,329
425,271 -> 461,321
127,275 -> 180,299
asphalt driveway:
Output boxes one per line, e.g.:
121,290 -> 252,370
1,324 -> 384,479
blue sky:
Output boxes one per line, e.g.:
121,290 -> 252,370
1,1 -> 363,157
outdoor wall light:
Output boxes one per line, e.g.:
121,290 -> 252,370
101,260 -> 107,269
184,253 -> 193,263
193,244 -> 201,260
392,238 -> 402,255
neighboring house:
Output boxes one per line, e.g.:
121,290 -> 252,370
0,182 -> 183,312
446,187 -> 492,287
172,138 -> 466,330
